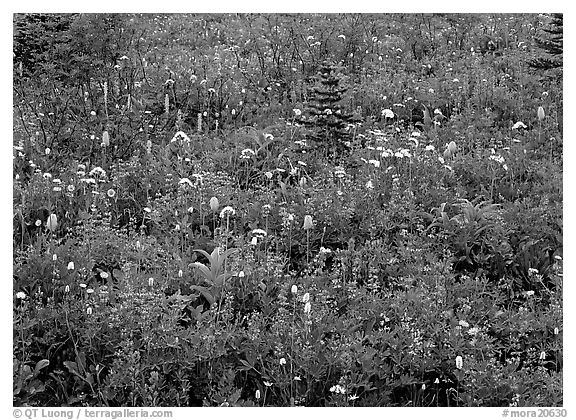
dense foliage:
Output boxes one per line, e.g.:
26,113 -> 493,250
13,13 -> 562,407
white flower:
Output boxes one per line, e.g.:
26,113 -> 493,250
240,148 -> 256,159
79,283 -> 87,288
255,390 -> 261,400
458,320 -> 470,328
16,291 -> 26,300
455,355 -> 463,370
279,357 -> 287,366
539,351 -> 546,360
52,254 -> 57,261
251,237 -> 258,245
252,228 -> 267,237
264,381 -> 273,387
291,285 -> 298,294
304,301 -> 311,314
209,196 -> 219,211
219,206 -> 236,218
303,215 -> 313,230
302,292 -> 310,303
179,178 -> 194,187
425,145 -> 435,152
148,277 -> 154,287
46,214 -> 58,232
528,268 -> 539,275
366,180 -> 374,189
86,307 -> 93,315
512,121 -> 527,130
178,269 -> 183,278
554,327 -> 559,335
368,159 -> 381,168
293,108 -> 302,116
381,108 -> 394,119
100,272 -> 109,279
143,207 -> 151,213
525,290 -> 535,297
35,219 -> 42,227
86,288 -> 94,294
434,378 -> 440,384
468,327 -> 480,336
67,262 -> 75,270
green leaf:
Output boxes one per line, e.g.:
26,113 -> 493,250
34,359 -> 50,374
190,262 -> 214,285
189,285 -> 215,306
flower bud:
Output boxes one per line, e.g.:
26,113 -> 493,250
87,307 -> 93,315
209,196 -> 219,212
46,213 -> 58,232
537,106 -> 545,121
291,285 -> 298,294
455,355 -> 463,370
67,261 -> 75,270
148,277 -> 154,287
102,131 -> 110,147
255,389 -> 261,400
303,215 -> 313,230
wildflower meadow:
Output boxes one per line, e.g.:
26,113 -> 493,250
13,13 -> 563,408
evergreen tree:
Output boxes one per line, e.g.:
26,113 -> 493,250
302,61 -> 355,160
530,13 -> 563,72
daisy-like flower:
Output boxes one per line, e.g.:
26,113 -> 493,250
179,178 -> 193,187
107,188 -> 116,198
240,148 -> 256,159
219,206 -> 236,219
381,108 -> 394,119
16,291 -> 26,300
512,121 -> 527,130
252,229 -> 267,238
